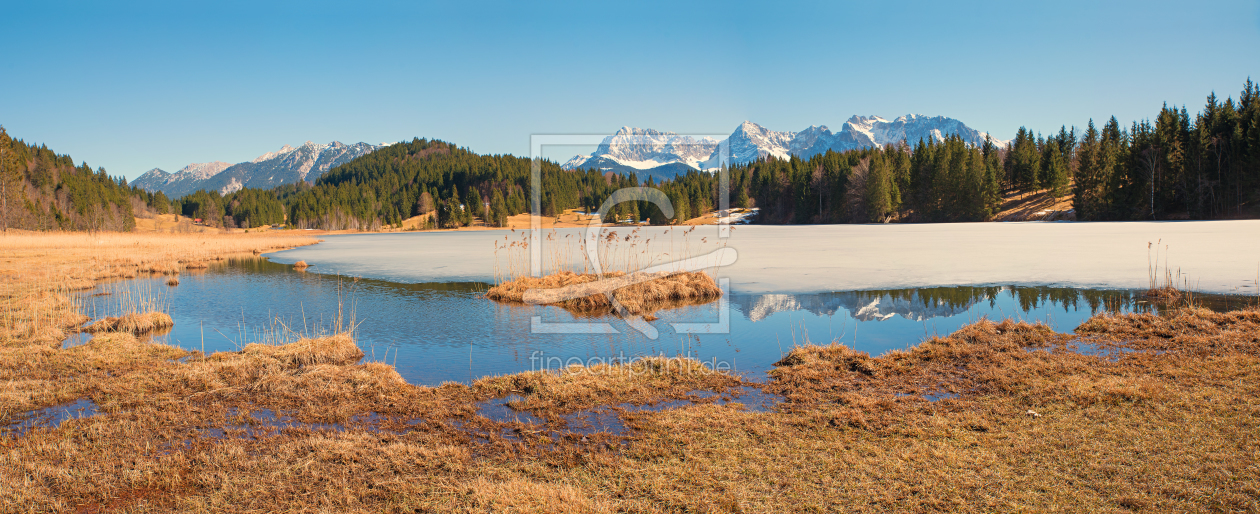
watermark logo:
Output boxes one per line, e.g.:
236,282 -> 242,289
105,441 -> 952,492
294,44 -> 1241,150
528,134 -> 735,338
529,350 -> 734,376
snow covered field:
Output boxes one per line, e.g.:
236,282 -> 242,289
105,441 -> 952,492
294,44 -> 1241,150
268,221 -> 1260,296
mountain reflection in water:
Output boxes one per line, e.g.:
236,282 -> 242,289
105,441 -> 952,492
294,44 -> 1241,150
733,286 -> 1207,324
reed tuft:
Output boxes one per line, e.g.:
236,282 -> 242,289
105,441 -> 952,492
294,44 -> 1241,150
83,312 -> 175,335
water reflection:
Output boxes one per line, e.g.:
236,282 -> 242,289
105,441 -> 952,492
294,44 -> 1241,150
71,260 -> 1252,387
730,286 -> 1211,324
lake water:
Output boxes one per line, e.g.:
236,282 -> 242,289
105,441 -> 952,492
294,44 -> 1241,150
67,240 -> 1256,387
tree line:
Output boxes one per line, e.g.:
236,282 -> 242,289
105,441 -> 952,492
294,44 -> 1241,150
4,79 -> 1255,232
173,77 -> 1260,231
625,79 -> 1260,224
0,125 -> 169,232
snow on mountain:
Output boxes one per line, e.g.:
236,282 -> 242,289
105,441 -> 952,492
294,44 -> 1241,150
561,115 -> 1008,177
562,127 -> 721,178
182,161 -> 234,180
132,161 -> 232,197
133,141 -> 392,197
726,121 -> 795,163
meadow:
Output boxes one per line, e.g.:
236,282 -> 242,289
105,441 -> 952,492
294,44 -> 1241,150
0,230 -> 1258,512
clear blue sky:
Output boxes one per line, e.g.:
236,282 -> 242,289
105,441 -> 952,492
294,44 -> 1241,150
2,0 -> 1258,180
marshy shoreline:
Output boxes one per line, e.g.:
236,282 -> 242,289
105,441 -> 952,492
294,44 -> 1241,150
2,231 -> 1259,512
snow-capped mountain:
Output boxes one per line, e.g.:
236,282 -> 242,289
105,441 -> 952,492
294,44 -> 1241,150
562,127 -> 720,170
726,121 -> 795,164
131,162 -> 233,198
133,141 -> 392,197
561,115 -> 1006,178
560,127 -> 723,181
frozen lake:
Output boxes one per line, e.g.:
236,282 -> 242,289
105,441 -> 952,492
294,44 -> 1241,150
272,221 -> 1260,295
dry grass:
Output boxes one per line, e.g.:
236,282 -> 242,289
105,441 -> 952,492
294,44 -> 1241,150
83,312 -> 175,335
233,333 -> 364,367
992,183 -> 1077,221
486,270 -> 722,317
2,231 -> 1259,512
474,355 -> 742,414
292,260 -> 309,269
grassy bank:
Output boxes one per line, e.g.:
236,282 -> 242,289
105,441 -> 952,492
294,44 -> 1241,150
1,232 -> 1258,512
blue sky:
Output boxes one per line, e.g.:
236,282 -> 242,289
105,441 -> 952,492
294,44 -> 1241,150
2,0 -> 1258,180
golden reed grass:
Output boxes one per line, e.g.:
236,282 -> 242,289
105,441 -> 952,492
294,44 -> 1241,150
0,230 -> 318,361
82,312 -> 175,335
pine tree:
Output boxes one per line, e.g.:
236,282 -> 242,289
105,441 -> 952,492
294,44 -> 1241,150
865,154 -> 892,222
0,126 -> 16,232
490,189 -> 508,227
1007,128 -> 1041,195
1042,142 -> 1069,200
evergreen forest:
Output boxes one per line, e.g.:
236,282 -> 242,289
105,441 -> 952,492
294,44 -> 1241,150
2,80 -> 1257,232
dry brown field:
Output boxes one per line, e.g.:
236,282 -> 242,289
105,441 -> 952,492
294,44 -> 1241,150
0,231 -> 1257,512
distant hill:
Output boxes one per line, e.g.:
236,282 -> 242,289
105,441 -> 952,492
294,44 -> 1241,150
0,126 -> 164,231
132,141 -> 393,198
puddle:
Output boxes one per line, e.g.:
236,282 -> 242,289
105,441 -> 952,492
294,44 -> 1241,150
1,399 -> 102,436
561,408 -> 627,435
476,395 -> 547,425
1071,341 -> 1141,361
724,386 -> 784,411
923,391 -> 959,402
1069,337 -> 1166,362
898,389 -> 961,402
1044,337 -> 1162,362
61,332 -> 93,349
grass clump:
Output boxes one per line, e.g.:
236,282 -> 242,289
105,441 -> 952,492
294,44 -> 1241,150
485,270 -> 722,317
82,312 -> 174,335
234,333 -> 365,367
474,355 -> 742,414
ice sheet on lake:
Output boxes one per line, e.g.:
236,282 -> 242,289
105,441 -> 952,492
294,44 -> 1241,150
268,221 -> 1260,295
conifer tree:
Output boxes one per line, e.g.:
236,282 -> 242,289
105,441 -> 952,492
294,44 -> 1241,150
1042,142 -> 1069,200
0,126 -> 16,232
865,153 -> 892,222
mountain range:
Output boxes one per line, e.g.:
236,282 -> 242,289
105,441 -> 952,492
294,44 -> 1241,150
561,115 -> 1006,181
133,115 -> 1001,197
133,141 -> 393,198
